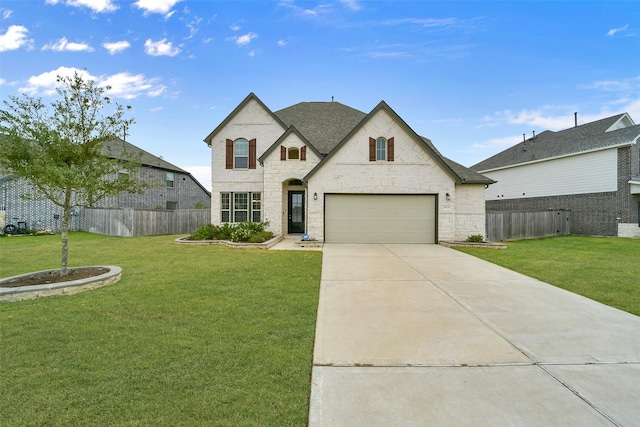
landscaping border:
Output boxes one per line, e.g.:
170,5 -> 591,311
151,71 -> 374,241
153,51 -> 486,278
174,234 -> 284,249
0,266 -> 122,302
439,240 -> 507,249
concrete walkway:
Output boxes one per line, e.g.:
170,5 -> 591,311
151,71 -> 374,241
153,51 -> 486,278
308,244 -> 640,426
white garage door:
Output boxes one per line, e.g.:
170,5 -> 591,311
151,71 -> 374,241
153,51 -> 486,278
325,194 -> 436,243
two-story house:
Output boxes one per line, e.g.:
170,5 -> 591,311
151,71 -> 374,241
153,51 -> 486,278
204,93 -> 493,243
472,113 -> 640,238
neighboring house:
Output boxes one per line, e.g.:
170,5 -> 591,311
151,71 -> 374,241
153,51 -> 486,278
472,113 -> 640,238
0,138 -> 211,233
203,93 -> 493,243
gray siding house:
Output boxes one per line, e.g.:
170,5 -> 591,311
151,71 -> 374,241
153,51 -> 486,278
1,138 -> 210,233
472,113 -> 640,238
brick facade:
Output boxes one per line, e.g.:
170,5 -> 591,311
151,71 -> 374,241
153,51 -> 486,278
487,146 -> 640,237
1,165 -> 210,233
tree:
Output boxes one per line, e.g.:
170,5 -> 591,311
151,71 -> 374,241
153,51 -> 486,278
0,72 -> 148,276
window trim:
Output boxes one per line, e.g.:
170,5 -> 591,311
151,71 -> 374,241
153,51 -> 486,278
220,192 -> 261,223
166,171 -> 175,188
376,137 -> 387,161
234,138 -> 249,169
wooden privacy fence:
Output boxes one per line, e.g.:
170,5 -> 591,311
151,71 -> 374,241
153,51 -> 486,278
83,207 -> 210,237
486,210 -> 570,241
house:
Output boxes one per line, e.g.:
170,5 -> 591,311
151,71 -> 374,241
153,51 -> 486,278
203,93 -> 493,243
472,113 -> 640,238
0,138 -> 211,233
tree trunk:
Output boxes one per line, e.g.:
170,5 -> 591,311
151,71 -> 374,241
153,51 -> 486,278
60,191 -> 72,277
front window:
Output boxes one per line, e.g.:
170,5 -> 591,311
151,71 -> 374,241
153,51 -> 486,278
288,147 -> 299,160
376,137 -> 387,161
221,193 -> 230,222
252,193 -> 261,222
234,139 -> 249,169
166,172 -> 175,188
220,192 -> 261,223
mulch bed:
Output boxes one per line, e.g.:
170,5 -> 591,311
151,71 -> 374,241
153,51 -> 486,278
0,267 -> 109,288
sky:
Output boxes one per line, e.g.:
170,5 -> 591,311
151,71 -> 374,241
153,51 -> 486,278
1,0 -> 639,191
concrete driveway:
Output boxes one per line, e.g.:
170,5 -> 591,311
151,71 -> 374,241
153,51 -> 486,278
309,244 -> 640,426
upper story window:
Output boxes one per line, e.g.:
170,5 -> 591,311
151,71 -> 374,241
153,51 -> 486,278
234,139 -> 249,169
166,172 -> 175,187
369,137 -> 395,162
376,137 -> 387,161
288,147 -> 299,160
226,138 -> 256,169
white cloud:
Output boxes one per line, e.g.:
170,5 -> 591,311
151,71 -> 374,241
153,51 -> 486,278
471,134 -> 525,150
277,39 -> 287,47
42,37 -> 94,52
45,0 -> 118,13
585,75 -> 640,92
606,24 -> 628,37
19,66 -> 94,95
0,78 -> 6,85
144,38 -> 181,56
0,25 -> 33,51
278,0 -> 333,17
18,66 -> 166,100
99,72 -> 166,99
338,0 -> 361,11
230,24 -> 241,31
231,32 -> 257,47
102,40 -> 130,54
134,0 -> 181,16
2,8 -> 13,19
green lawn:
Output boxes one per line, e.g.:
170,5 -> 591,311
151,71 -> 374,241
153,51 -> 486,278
455,235 -> 640,317
0,233 -> 322,426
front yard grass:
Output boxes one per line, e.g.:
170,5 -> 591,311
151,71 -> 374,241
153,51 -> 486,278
455,235 -> 640,317
0,232 -> 322,426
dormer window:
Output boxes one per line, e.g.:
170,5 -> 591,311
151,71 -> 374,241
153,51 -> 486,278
280,145 -> 307,161
288,147 -> 299,160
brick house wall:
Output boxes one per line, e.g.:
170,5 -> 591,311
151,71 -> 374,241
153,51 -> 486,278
487,146 -> 638,236
1,164 -> 210,233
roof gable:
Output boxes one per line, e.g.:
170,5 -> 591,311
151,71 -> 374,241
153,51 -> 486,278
203,93 -> 287,146
304,100 -> 493,184
258,126 -> 322,163
473,113 -> 640,172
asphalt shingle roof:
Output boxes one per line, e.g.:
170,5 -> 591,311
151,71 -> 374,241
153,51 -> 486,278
102,138 -> 188,173
472,114 -> 640,172
274,101 -> 367,155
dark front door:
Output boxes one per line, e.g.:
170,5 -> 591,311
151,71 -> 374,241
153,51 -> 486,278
288,191 -> 305,234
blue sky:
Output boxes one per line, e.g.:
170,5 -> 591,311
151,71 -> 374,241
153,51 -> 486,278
1,1 -> 639,190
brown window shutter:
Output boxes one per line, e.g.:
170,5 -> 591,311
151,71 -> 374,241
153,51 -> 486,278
280,145 -> 286,161
388,137 -> 394,161
225,139 -> 233,169
249,139 -> 257,169
300,146 -> 307,161
369,137 -> 376,161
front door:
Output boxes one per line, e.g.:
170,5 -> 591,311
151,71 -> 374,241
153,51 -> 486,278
288,191 -> 305,234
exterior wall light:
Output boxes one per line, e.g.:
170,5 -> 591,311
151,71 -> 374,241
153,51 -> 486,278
313,192 -> 318,200
445,193 -> 451,201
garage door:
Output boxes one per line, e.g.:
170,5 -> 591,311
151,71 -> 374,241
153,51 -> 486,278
324,194 -> 436,243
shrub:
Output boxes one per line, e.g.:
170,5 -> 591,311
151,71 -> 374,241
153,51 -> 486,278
190,224 -> 218,240
465,234 -> 484,243
188,222 -> 273,243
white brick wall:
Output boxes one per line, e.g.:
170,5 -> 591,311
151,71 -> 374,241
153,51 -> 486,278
207,99 -> 487,242
261,133 -> 320,235
208,98 -> 286,224
306,109 -> 469,241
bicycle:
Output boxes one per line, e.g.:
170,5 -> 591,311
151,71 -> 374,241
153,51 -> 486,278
3,217 -> 27,235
